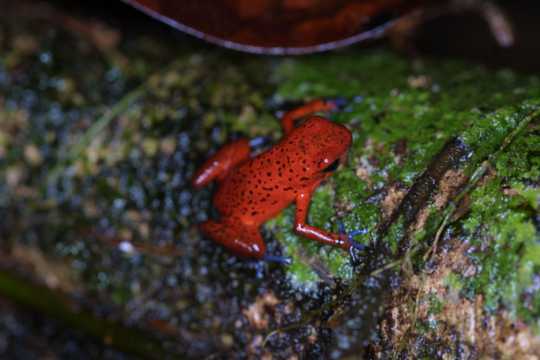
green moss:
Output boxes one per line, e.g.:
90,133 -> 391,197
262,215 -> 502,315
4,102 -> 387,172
428,293 -> 444,315
268,183 -> 355,287
461,169 -> 539,322
271,51 -> 540,306
444,272 -> 464,293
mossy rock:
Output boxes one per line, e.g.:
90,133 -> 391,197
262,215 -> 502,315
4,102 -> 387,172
0,1 -> 539,358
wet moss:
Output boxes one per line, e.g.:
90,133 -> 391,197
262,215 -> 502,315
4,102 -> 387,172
273,52 -> 539,285
461,171 -> 539,319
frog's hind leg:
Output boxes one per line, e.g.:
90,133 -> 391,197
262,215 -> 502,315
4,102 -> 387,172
200,219 -> 266,259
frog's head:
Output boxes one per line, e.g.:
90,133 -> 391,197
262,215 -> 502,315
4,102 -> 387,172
295,116 -> 352,178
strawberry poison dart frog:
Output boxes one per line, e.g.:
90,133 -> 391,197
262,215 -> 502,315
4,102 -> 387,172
192,100 -> 364,261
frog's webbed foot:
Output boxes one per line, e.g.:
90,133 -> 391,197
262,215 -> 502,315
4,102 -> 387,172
249,136 -> 272,153
326,96 -> 366,113
326,97 -> 348,111
338,222 -> 368,260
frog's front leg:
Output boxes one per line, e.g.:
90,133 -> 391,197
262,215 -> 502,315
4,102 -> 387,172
192,138 -> 251,189
200,218 -> 266,259
293,184 -> 349,250
281,99 -> 338,135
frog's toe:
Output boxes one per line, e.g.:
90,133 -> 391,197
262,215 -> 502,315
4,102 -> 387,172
338,221 -> 346,235
262,253 -> 292,265
347,229 -> 368,250
346,229 -> 369,263
327,97 -> 348,110
338,221 -> 368,252
349,238 -> 366,251
348,229 -> 368,238
249,136 -> 271,151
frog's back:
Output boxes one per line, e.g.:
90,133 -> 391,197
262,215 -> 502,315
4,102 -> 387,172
213,143 -> 297,221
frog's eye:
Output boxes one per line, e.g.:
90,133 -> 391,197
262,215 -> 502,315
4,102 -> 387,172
322,159 -> 340,173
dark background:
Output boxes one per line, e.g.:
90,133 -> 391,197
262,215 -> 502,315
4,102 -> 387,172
33,0 -> 540,72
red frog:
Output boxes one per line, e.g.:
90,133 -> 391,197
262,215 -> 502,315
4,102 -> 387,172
192,100 -> 364,261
